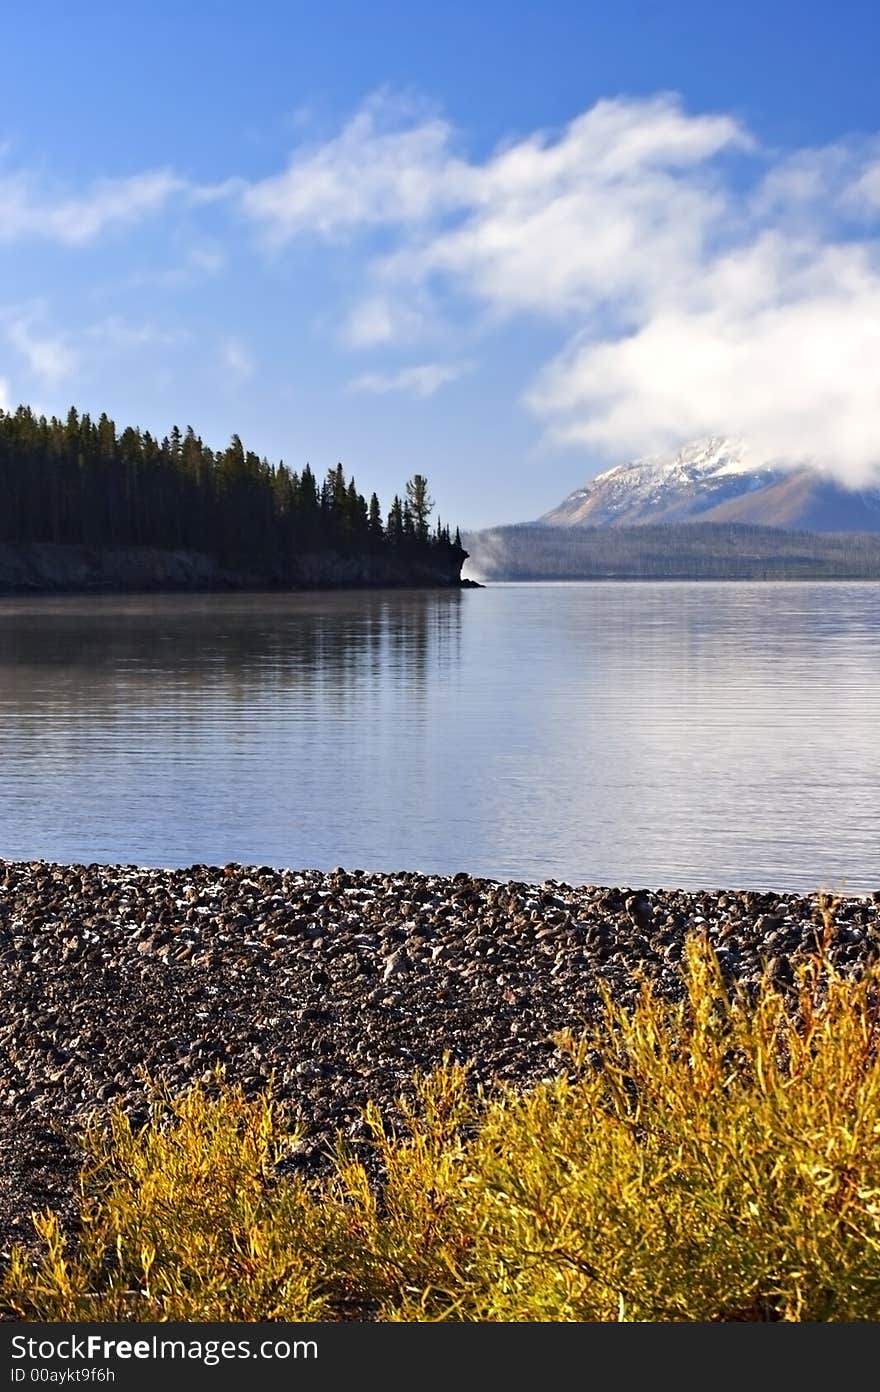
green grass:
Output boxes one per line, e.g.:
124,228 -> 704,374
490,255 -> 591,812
5,938 -> 880,1322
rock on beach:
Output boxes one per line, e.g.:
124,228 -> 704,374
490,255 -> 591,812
1,859 -> 879,1252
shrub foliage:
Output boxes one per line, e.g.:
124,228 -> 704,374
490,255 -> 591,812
6,940 -> 880,1322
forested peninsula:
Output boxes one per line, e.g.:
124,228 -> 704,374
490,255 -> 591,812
0,405 -> 467,593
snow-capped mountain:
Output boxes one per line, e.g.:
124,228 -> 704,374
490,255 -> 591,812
542,438 -> 880,532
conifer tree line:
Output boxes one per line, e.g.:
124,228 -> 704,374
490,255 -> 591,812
0,405 -> 463,576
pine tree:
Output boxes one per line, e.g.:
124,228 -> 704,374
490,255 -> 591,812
387,494 -> 404,544
368,492 -> 384,541
405,473 -> 433,542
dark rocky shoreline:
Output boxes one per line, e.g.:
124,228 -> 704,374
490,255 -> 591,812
2,859 -> 879,1256
0,542 -> 470,595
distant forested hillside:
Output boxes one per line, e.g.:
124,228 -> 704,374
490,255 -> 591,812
463,522 -> 880,581
0,404 -> 464,586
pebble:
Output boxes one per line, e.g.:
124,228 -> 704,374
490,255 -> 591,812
0,860 -> 878,1253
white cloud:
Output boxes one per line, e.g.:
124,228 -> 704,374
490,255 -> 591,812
377,96 -> 747,320
349,361 -> 469,398
221,338 -> 255,381
245,90 -> 880,485
0,377 -> 9,411
526,229 -> 880,485
0,168 -> 185,245
6,315 -> 77,384
242,92 -> 472,242
188,177 -> 247,207
244,94 -> 746,317
850,160 -> 880,212
343,294 -> 427,347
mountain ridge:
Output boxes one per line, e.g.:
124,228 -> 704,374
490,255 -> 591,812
541,438 -> 880,533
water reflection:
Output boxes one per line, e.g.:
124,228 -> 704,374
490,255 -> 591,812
0,583 -> 877,890
0,590 -> 461,684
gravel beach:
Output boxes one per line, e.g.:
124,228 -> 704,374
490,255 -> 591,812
2,859 -> 879,1255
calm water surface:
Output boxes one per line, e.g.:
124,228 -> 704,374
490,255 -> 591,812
0,583 -> 878,891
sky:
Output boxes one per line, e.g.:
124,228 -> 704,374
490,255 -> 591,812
2,0 -> 880,529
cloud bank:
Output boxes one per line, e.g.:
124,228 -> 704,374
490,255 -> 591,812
245,94 -> 880,486
4,93 -> 880,486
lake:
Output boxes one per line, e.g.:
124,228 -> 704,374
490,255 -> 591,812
0,582 -> 877,892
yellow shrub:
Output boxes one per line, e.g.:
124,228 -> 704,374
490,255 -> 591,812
6,939 -> 880,1322
3,1079 -> 338,1321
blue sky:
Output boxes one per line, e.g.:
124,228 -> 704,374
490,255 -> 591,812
2,1 -> 880,528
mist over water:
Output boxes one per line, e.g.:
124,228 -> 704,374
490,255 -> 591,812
0,582 -> 877,892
